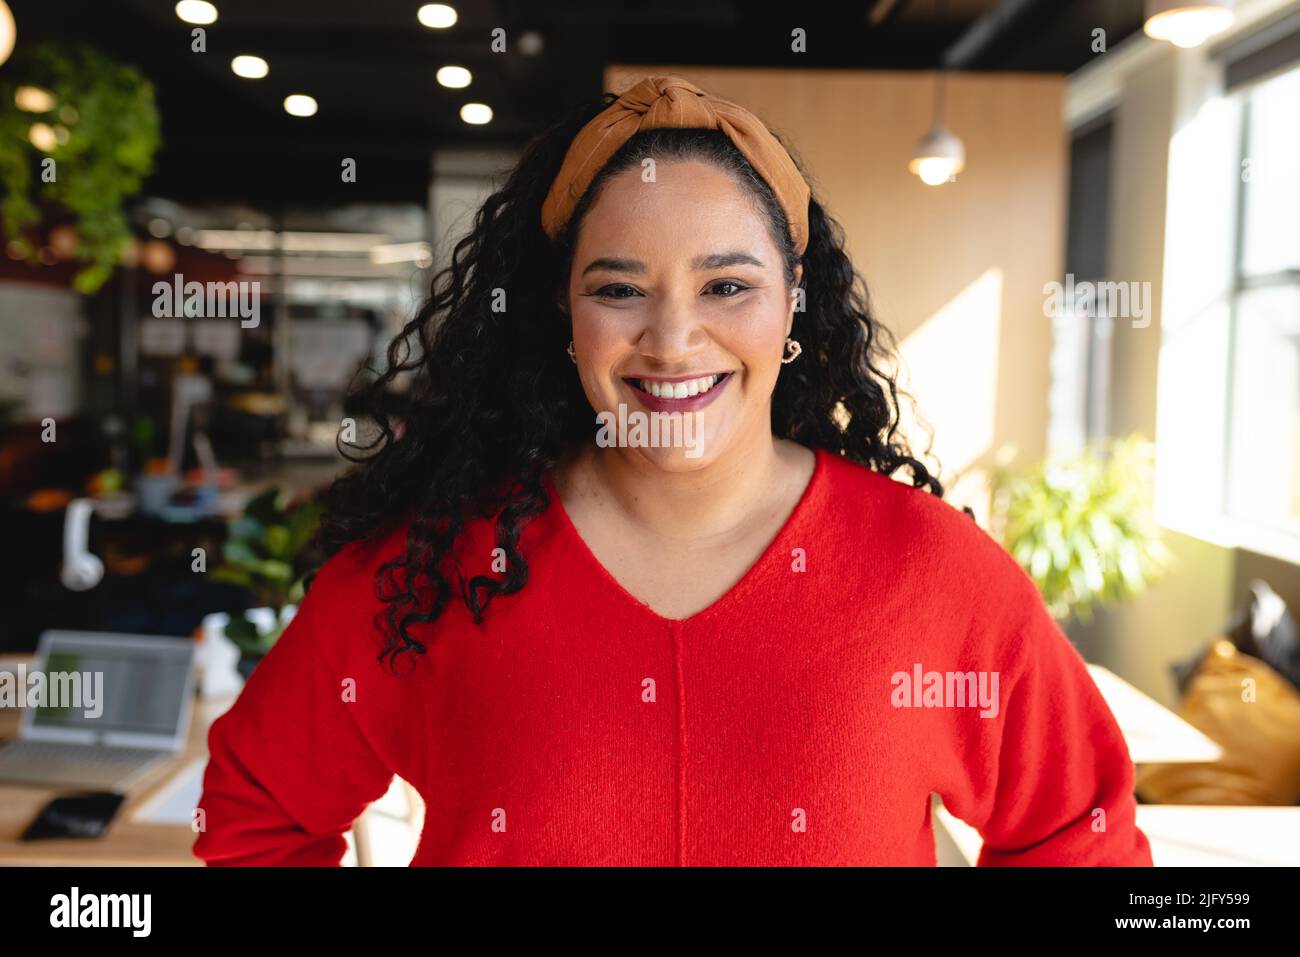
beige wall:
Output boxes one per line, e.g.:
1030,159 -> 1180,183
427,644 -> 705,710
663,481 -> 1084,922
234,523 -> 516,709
607,66 -> 1067,511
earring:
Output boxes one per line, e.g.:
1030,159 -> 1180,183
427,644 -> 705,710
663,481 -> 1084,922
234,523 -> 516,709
781,337 -> 802,364
566,340 -> 577,364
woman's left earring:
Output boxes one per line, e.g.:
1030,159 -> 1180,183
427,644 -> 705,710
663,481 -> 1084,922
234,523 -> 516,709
781,337 -> 802,364
567,341 -> 577,364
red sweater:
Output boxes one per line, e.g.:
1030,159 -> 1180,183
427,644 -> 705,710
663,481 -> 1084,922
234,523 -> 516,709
193,447 -> 1153,866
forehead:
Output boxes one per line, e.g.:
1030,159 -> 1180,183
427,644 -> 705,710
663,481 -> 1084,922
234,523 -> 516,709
574,158 -> 775,261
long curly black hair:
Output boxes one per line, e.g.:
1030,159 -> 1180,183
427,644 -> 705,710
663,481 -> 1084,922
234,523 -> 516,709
320,91 -> 945,674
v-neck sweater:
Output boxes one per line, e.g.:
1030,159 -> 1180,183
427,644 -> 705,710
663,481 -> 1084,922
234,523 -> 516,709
193,446 -> 1153,866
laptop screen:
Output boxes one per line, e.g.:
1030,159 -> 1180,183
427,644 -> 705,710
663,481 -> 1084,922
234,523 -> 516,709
32,635 -> 195,738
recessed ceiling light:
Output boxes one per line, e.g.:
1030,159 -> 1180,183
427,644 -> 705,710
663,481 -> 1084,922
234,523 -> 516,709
436,65 -> 472,89
418,4 -> 457,29
231,55 -> 269,79
175,1 -> 218,25
518,31 -> 544,56
284,94 -> 318,117
460,102 -> 492,125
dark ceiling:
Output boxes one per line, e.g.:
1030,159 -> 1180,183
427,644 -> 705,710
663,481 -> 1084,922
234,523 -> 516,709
5,0 -> 1145,207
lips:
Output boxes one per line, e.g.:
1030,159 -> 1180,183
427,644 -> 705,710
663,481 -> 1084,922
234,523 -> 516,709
621,372 -> 733,412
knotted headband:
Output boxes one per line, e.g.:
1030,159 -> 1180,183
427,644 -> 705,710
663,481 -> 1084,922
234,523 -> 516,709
540,76 -> 811,255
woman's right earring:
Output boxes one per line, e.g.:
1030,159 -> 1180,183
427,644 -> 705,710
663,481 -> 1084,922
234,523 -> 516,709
567,341 -> 577,364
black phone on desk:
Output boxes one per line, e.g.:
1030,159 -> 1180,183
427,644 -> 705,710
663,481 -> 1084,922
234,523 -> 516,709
22,791 -> 125,840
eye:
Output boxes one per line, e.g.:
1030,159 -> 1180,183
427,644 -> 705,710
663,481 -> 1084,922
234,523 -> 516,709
595,283 -> 642,299
705,280 -> 749,297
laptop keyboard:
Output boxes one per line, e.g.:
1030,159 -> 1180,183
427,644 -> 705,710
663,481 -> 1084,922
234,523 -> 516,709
0,740 -> 169,789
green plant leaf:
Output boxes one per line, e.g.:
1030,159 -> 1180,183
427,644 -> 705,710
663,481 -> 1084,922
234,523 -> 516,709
989,435 -> 1164,623
257,559 -> 294,583
222,540 -> 259,567
265,524 -> 291,559
210,566 -> 253,588
243,487 -> 283,525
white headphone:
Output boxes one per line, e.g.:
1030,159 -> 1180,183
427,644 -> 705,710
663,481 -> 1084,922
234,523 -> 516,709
60,498 -> 104,592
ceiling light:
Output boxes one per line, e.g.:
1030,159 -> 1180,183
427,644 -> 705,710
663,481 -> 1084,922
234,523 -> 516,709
436,65 -> 472,88
909,69 -> 965,187
15,86 -> 56,113
231,55 -> 268,79
909,127 -> 965,186
175,1 -> 218,25
418,4 -> 457,29
518,31 -> 544,56
370,242 -> 434,266
1143,0 -> 1235,48
284,94 -> 318,117
0,1 -> 15,68
460,102 -> 492,125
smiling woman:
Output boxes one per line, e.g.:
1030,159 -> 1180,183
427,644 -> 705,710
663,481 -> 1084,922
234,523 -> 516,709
192,75 -> 1154,867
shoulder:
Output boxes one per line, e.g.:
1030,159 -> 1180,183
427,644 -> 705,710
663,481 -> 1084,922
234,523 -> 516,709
310,521 -> 411,602
812,447 -> 1044,616
304,499 -> 533,631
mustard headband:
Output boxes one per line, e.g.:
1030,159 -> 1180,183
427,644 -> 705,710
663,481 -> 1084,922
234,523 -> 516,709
540,76 -> 811,256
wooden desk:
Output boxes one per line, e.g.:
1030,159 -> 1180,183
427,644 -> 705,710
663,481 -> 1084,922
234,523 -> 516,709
0,665 -> 234,866
1085,664 -> 1223,764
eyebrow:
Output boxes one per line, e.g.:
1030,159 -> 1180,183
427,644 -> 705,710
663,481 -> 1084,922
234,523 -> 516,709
691,251 -> 765,270
580,251 -> 766,276
581,256 -> 644,276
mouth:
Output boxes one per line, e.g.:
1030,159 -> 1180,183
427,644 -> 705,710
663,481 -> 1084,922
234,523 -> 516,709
621,371 -> 734,412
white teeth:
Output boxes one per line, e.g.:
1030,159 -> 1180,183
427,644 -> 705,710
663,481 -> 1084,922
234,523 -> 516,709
639,374 -> 721,399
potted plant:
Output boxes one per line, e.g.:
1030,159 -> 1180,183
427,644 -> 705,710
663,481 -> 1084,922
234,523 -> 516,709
212,487 -> 322,675
0,41 -> 161,293
986,433 -> 1172,623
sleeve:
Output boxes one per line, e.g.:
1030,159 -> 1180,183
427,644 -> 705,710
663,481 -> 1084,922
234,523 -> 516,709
192,566 -> 395,866
945,583 -> 1155,867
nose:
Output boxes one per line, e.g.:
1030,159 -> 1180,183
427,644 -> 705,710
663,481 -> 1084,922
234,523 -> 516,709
636,288 -> 708,365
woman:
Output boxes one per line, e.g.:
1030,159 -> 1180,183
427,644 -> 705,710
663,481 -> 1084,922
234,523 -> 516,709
193,77 -> 1153,867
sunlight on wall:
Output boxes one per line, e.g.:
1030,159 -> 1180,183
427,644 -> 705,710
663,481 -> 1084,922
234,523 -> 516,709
896,267 -> 1003,486
1155,83 -> 1237,535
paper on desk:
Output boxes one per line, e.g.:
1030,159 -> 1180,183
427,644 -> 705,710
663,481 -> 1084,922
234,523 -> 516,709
132,757 -> 208,826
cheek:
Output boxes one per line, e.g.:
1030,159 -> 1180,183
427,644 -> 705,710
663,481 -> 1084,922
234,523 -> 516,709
718,291 -> 791,376
568,303 -> 630,406
571,304 -> 628,370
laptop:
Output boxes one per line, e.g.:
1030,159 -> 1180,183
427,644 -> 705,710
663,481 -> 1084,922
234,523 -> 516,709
0,631 -> 197,790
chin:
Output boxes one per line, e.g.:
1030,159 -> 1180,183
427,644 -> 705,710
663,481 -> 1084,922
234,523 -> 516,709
626,442 -> 722,472
590,396 -> 736,470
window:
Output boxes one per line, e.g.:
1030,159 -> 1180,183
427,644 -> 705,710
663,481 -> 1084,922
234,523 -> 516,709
1050,114 -> 1115,457
1224,65 -> 1300,536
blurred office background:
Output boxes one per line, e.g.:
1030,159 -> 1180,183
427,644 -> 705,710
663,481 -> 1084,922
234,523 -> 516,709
1,0 -> 1299,865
